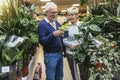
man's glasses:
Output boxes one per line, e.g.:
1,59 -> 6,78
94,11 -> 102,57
48,11 -> 58,14
68,13 -> 77,16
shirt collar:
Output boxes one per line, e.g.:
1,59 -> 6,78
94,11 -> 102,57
44,17 -> 56,24
44,17 -> 50,23
44,17 -> 56,29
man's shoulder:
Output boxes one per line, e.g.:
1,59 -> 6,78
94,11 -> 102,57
39,19 -> 47,26
39,19 -> 46,24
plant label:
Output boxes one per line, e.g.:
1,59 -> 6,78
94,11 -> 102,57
2,66 -> 10,73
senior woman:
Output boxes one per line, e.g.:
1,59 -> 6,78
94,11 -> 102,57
63,7 -> 83,80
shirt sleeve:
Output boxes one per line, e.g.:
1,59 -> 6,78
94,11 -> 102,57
63,38 -> 83,48
63,38 -> 74,47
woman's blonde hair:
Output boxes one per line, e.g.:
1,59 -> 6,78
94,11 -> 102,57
67,7 -> 79,14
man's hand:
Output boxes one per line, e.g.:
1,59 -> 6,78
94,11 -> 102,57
53,30 -> 64,37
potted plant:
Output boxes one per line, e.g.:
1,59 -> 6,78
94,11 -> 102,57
72,22 -> 120,80
0,35 -> 24,80
0,0 -> 40,77
71,0 -> 120,80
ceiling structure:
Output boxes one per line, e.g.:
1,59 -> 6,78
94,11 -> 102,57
25,0 -> 105,15
25,0 -> 87,13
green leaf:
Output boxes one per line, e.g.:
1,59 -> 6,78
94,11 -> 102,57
11,49 -> 23,62
88,24 -> 101,33
2,50 -> 11,64
30,4 -> 36,11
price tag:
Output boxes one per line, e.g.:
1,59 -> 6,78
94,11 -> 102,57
2,66 -> 10,73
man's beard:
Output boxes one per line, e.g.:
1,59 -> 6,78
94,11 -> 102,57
51,17 -> 56,21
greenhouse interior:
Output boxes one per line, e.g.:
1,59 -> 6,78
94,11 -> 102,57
0,0 -> 120,80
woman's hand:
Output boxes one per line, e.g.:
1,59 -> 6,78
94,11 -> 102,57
70,44 -> 76,49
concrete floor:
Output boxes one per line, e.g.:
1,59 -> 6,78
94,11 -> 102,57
27,44 -> 73,80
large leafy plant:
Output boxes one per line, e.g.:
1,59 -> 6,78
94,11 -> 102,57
0,35 -> 24,66
0,0 -> 40,66
72,23 -> 120,80
71,0 -> 120,80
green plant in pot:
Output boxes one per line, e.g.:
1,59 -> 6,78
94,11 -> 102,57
71,1 -> 120,78
0,0 -> 40,75
71,23 -> 120,80
0,34 -> 25,80
0,35 -> 25,66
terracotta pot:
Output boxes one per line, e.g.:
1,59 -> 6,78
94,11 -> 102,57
22,65 -> 29,77
94,62 -> 105,70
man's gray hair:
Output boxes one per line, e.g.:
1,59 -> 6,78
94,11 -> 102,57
45,2 -> 57,11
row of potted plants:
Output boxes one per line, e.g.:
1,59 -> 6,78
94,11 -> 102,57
71,0 -> 120,80
0,0 -> 40,78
